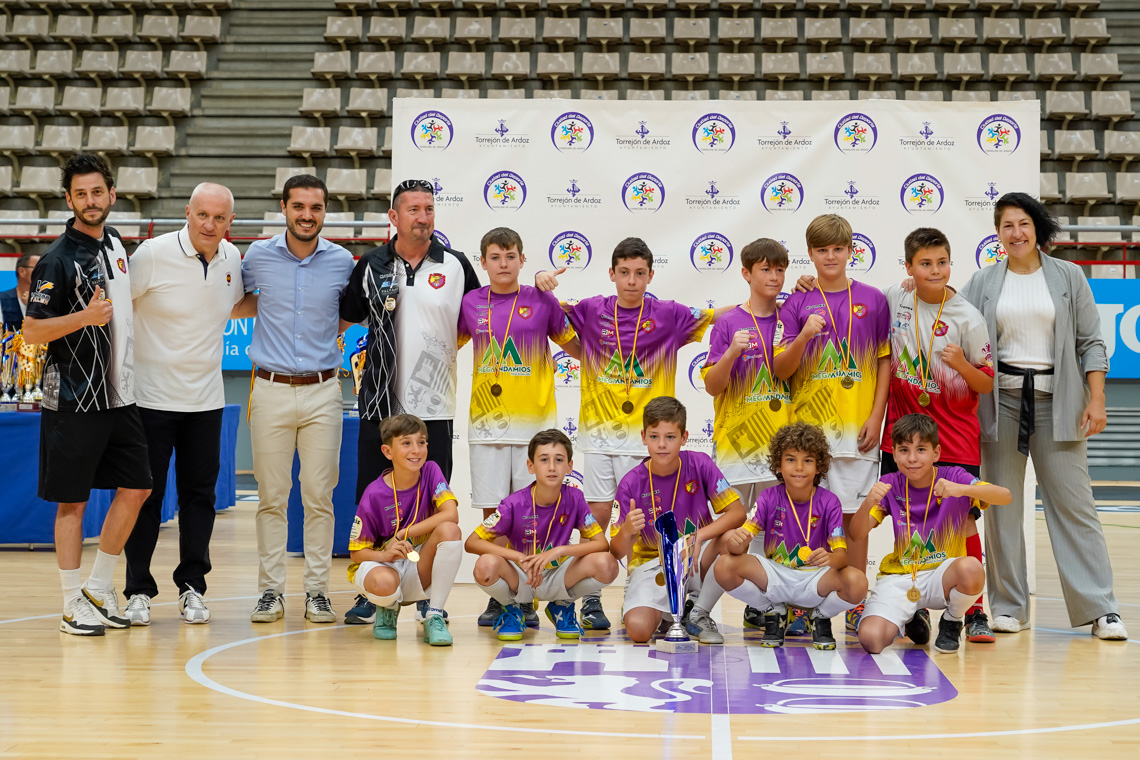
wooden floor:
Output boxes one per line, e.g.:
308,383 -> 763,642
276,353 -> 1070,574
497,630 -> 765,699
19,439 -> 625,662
2,499 -> 1138,759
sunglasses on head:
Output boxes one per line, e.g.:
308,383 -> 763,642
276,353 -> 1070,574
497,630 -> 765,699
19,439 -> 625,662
392,179 -> 435,203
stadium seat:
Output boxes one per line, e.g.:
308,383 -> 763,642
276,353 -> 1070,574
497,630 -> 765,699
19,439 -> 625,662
356,52 -> 395,84
0,165 -> 13,197
346,87 -> 388,122
1034,53 -> 1076,87
32,49 -> 75,81
718,89 -> 758,101
981,18 -> 1020,53
717,53 -> 756,87
758,0 -> 796,13
371,169 -> 392,200
1075,215 -> 1121,260
0,125 -> 36,155
812,90 -> 850,101
887,0 -> 927,15
76,50 -> 119,79
140,15 -> 180,44
381,126 -> 393,156
674,0 -> 711,11
951,90 -> 991,102
335,0 -> 373,11
312,50 -> 352,84
0,209 -> 38,238
582,53 -> 619,88
411,16 -> 449,49
859,89 -> 897,99
1105,131 -> 1140,172
847,0 -> 884,12
17,166 -> 63,199
1044,90 -> 1088,129
1115,174 -> 1140,213
150,86 -> 192,119
1070,18 -> 1109,51
945,53 -> 983,88
893,18 -> 931,52
585,18 -> 623,52
288,126 -> 332,164
40,125 -> 82,158
853,53 -> 892,89
1059,0 -> 1101,14
368,16 -> 407,49
490,52 -> 528,87
272,166 -> 309,198
760,19 -> 798,52
362,211 -> 388,241
850,18 -> 887,52
300,87 -> 342,124
672,53 -> 709,87
182,15 -> 222,46
718,18 -> 755,52
532,89 -> 572,99
1054,129 -> 1099,170
1018,0 -> 1056,16
55,15 -> 95,44
628,53 -> 666,88
10,15 -> 50,43
627,90 -> 665,101
1041,129 -> 1050,159
93,14 -> 135,43
633,18 -> 668,51
975,0 -> 1014,14
537,52 -> 574,88
541,18 -> 579,52
989,53 -> 1030,88
938,18 -> 976,53
498,18 -> 537,51
59,85 -> 102,120
1080,53 -> 1122,89
898,53 -> 937,88
325,169 -> 367,207
122,50 -> 164,81
14,86 -> 56,115
486,89 -> 526,100
672,90 -> 710,101
445,51 -> 485,87
115,166 -> 155,205
395,88 -> 433,99
0,50 -> 32,80
804,0 -> 842,12
453,17 -> 492,50
765,90 -> 804,101
1091,91 -> 1134,125
905,90 -> 946,101
1040,173 -> 1061,203
86,125 -> 129,155
932,0 -> 969,13
805,18 -> 841,51
104,86 -> 146,117
996,89 -> 1037,102
261,211 -> 286,237
166,50 -> 208,81
504,0 -> 542,12
761,53 -> 800,89
806,52 -> 845,89
132,125 -> 176,158
548,0 -> 584,12
324,15 -> 363,47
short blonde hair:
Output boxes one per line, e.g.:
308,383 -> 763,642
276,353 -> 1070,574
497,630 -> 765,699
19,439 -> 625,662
805,214 -> 852,250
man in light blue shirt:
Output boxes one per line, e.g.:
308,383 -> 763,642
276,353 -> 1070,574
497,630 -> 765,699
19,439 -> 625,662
240,174 -> 355,625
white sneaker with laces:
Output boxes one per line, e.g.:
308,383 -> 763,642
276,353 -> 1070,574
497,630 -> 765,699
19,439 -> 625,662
250,590 -> 284,623
991,615 -> 1029,633
60,596 -> 106,636
305,593 -> 336,623
1092,613 -> 1127,640
125,594 -> 151,626
179,588 -> 210,624
81,585 -> 130,629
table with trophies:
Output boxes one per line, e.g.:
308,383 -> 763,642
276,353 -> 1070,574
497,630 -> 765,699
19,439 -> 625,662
0,330 -> 240,546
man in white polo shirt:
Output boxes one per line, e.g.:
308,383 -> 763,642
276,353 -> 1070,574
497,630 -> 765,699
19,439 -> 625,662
121,183 -> 248,625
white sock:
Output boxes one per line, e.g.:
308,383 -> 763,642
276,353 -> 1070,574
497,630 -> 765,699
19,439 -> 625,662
365,591 -> 399,609
693,562 -> 727,613
569,577 -> 606,601
428,541 -> 462,611
86,550 -> 118,591
60,568 -> 82,607
729,579 -> 772,611
480,578 -> 516,606
945,588 -> 974,620
816,591 -> 853,619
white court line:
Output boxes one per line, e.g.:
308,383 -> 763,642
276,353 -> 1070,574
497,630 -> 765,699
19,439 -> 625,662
747,647 -> 779,673
805,647 -> 848,675
737,716 -> 1140,743
871,650 -> 910,676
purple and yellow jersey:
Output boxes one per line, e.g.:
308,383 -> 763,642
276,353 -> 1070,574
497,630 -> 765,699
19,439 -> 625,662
474,483 -> 602,570
702,306 -> 793,483
609,450 -> 739,570
458,285 -> 576,445
346,460 -> 456,583
871,466 -> 988,575
743,484 -> 846,571
776,281 -> 889,460
567,295 -> 713,455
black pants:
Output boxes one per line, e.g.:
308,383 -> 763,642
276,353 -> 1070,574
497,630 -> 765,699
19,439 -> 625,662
356,417 -> 454,503
124,407 -> 223,598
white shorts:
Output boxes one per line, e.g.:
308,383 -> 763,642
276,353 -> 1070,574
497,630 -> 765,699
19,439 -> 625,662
352,559 -> 428,605
470,443 -> 533,509
498,557 -> 576,604
733,479 -> 778,514
727,555 -> 828,611
621,542 -> 714,618
821,456 -> 880,514
863,561 -> 954,637
583,452 -> 644,503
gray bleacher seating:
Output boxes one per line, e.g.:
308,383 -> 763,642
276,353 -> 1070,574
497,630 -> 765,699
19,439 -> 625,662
288,126 -> 332,162
11,15 -> 50,43
369,16 -> 408,49
888,0 -> 927,14
766,90 -> 804,101
325,169 -> 367,204
938,18 -> 976,53
1045,90 -> 1088,128
718,53 -> 756,87
492,52 -> 530,87
55,15 -> 95,43
1041,129 -> 1051,159
1065,173 -> 1112,210
454,17 -> 492,50
60,85 -> 102,118
1105,131 -> 1140,171
324,15 -> 364,47
77,50 -> 119,79
672,53 -> 710,87
541,18 -> 579,52
628,53 -> 667,87
487,89 -> 526,100
132,125 -> 176,157
989,53 -> 1030,87
761,52 -> 800,88
116,166 -> 159,200
718,18 -> 755,52
0,166 -> 12,197
334,126 -> 378,159
166,50 -> 208,80
122,50 -> 164,79
0,125 -> 36,155
1034,53 -> 1077,86
104,86 -> 146,117
86,125 -> 129,154
499,18 -> 537,50
1040,172 -> 1061,202
371,169 -> 391,200
854,52 -> 892,88
537,52 -> 574,88
806,52 -> 845,89
412,16 -> 450,48
356,52 -> 395,84
140,15 -> 180,44
94,14 -> 135,43
813,90 -> 851,101
805,18 -> 841,51
1075,215 -> 1121,258
582,52 -> 620,88
760,19 -> 798,52
1019,0 -> 1057,15
718,89 -> 758,101
151,86 -> 192,117
272,166 -> 309,198
951,90 -> 991,102
1054,129 -> 1099,169
402,52 -> 441,88
33,49 -> 75,80
1080,53 -> 1122,89
40,124 -> 83,157
627,90 -> 665,101
633,18 -> 668,51
996,89 -> 1037,101
182,15 -> 223,46
16,166 -> 62,197
14,86 -> 56,115
850,18 -> 887,51
894,18 -> 932,52
859,89 -> 898,100
381,126 -> 392,157
945,52 -> 983,87
898,52 -> 937,87
346,87 -> 387,121
673,90 -> 710,101
300,87 -> 341,122
1070,18 -> 1109,50
312,50 -> 351,83
1115,174 -> 1140,211
981,17 -> 1020,53
585,18 -> 623,52
445,52 -> 485,87
906,90 -> 946,101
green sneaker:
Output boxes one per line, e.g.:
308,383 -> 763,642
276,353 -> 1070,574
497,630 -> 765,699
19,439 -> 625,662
422,613 -> 453,646
372,604 -> 399,640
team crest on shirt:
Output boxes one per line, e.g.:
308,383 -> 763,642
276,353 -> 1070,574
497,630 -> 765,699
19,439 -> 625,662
810,515 -> 820,528
226,272 -> 232,285
640,319 -> 655,333
558,514 -> 568,525
117,258 -> 127,274
684,480 -> 698,495
350,516 -> 363,541
933,320 -> 949,337
428,273 -> 446,289
517,306 -> 533,319
852,303 -> 868,319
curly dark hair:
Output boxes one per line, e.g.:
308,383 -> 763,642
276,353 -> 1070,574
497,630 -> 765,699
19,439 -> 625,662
993,191 -> 1061,250
767,422 -> 832,486
61,152 -> 114,195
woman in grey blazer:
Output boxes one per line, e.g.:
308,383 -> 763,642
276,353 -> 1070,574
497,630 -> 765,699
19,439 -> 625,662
959,192 -> 1125,640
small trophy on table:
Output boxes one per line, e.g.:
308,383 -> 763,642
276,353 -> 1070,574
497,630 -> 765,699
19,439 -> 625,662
16,336 -> 43,411
0,332 -> 17,411
654,511 -> 698,655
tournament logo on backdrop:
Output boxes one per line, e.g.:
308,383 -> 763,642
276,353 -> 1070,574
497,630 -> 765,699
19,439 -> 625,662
548,231 -> 593,271
427,177 -> 464,209
964,180 -> 1002,211
684,179 -> 741,210
834,113 -> 877,154
476,117 -> 529,147
757,120 -> 814,149
432,230 -> 451,248
553,351 -> 581,388
692,113 -> 736,154
689,232 -> 734,273
484,171 -> 527,211
689,352 -> 708,392
849,233 -> 877,274
411,110 -> 453,151
899,120 -> 956,151
545,178 -> 602,210
622,172 -> 666,213
977,114 -> 1022,155
823,179 -> 880,211
761,173 -> 804,214
975,234 -> 1008,268
900,174 -> 945,215
616,120 -> 671,150
550,112 -> 594,153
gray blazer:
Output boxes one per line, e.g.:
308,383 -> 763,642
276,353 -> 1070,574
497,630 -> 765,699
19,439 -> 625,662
959,254 -> 1109,443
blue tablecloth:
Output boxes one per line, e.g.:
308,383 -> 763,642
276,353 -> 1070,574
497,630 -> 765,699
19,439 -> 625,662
287,414 -> 361,556
0,405 -> 239,545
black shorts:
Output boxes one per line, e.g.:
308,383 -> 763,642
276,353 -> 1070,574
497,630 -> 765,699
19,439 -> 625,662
879,457 -> 983,519
39,405 -> 153,503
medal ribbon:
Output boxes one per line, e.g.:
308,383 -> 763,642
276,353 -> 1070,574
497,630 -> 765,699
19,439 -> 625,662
914,288 -> 948,400
529,485 -> 564,556
785,485 -> 815,558
646,458 -> 683,528
903,467 -> 938,589
487,288 -> 521,388
614,298 -> 646,407
819,280 -> 854,380
390,472 -> 422,548
745,300 -> 780,386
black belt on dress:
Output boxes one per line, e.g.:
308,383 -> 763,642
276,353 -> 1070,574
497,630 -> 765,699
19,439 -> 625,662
998,361 -> 1055,456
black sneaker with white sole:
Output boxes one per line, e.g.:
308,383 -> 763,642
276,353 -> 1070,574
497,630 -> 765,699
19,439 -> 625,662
743,605 -> 764,630
579,595 -> 610,630
934,615 -> 964,653
761,612 -> 787,647
810,614 -> 836,650
60,597 -> 106,636
904,608 -> 932,645
520,602 -> 540,629
479,598 -> 504,627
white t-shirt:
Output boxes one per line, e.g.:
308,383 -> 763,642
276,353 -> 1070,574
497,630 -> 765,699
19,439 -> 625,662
995,267 -> 1055,393
130,225 -> 244,412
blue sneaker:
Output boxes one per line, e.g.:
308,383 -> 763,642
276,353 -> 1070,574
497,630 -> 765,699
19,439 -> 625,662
494,604 -> 527,641
415,599 -> 448,624
345,594 -> 375,625
372,604 -> 399,640
545,601 -> 583,639
787,607 -> 809,635
845,601 -> 865,633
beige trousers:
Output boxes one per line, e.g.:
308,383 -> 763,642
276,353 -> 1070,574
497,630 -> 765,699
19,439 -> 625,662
250,375 -> 342,595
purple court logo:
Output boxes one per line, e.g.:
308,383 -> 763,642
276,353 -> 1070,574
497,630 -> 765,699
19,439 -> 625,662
622,172 -> 666,213
834,113 -> 878,154
553,351 -> 580,388
692,113 -> 736,154
549,231 -> 592,271
689,232 -> 734,273
478,644 -> 958,715
975,234 -> 1008,268
977,114 -> 1022,155
551,112 -> 594,153
411,110 -> 453,151
761,173 -> 804,214
900,173 -> 944,215
484,171 -> 527,211
689,351 -> 708,392
849,232 -> 877,274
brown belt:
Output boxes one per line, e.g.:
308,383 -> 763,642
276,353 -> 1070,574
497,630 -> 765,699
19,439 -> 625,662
255,368 -> 337,386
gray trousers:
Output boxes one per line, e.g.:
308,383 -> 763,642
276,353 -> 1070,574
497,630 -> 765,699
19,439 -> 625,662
980,389 -> 1118,627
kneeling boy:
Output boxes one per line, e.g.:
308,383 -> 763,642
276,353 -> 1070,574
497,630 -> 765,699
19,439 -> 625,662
347,415 -> 464,646
465,429 -> 619,641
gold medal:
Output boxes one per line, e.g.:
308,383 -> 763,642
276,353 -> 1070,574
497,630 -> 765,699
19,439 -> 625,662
914,289 -> 947,414
655,572 -> 666,586
622,400 -> 635,414
486,287 -> 521,403
490,383 -> 502,397
918,392 -> 930,407
614,299 -> 645,422
407,550 -> 420,563
768,399 -> 781,412
384,296 -> 396,311
841,376 -> 854,389
907,586 -> 921,603
796,546 -> 812,562
745,301 -> 784,418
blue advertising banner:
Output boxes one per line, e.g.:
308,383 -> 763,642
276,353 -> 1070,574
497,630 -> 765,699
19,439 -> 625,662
222,319 -> 366,371
1089,279 -> 1140,379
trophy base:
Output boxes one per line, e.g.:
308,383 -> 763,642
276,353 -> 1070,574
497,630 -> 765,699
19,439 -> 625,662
0,401 -> 16,412
16,401 -> 41,412
656,636 -> 698,654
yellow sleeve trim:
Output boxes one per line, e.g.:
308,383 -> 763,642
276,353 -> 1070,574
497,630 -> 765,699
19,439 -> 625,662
710,491 -> 737,514
433,490 -> 457,508
580,523 -> 602,540
552,323 -> 576,345
474,525 -> 499,541
876,341 -> 890,359
743,522 -> 761,537
348,539 -> 371,552
829,536 -> 848,551
869,506 -> 887,525
457,335 -> 471,350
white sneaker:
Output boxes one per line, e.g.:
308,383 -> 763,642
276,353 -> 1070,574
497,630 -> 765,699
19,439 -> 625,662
60,596 -> 106,636
250,590 -> 284,623
125,594 -> 151,626
179,588 -> 210,625
991,615 -> 1029,633
304,593 -> 336,623
1092,613 -> 1127,641
81,585 -> 130,629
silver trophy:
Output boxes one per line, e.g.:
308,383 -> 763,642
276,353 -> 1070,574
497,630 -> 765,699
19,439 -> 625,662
654,511 -> 698,654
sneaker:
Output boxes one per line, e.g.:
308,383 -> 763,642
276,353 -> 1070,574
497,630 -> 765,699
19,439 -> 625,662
934,615 -> 964,653
373,604 -> 399,640
760,611 -> 787,648
787,607 -> 808,636
478,598 -> 504,627
1092,613 -> 1128,641
520,601 -> 540,629
579,595 -> 610,630
60,596 -> 106,636
743,605 -> 764,630
991,615 -> 1029,633
845,601 -> 865,632
685,608 -> 724,645
904,609 -> 932,646
545,601 -> 583,639
415,599 -> 449,624
494,605 -> 527,642
965,610 -> 995,643
810,612 -> 836,650
654,618 -> 673,638
81,585 -> 129,629
250,590 -> 283,623
179,588 -> 210,624
422,612 -> 453,646
124,594 -> 151,626
681,596 -> 695,628
304,593 -> 335,623
344,594 -> 376,625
